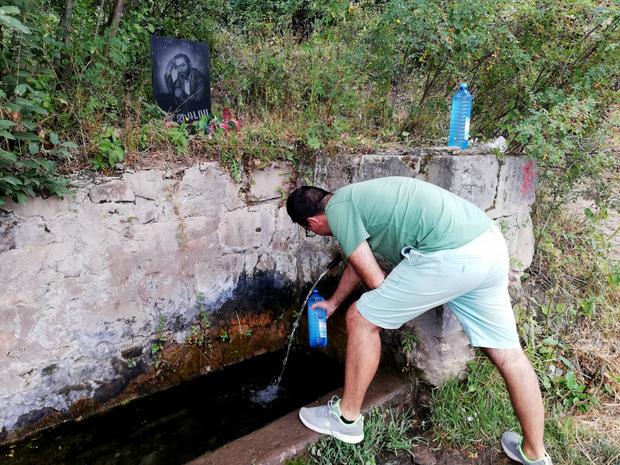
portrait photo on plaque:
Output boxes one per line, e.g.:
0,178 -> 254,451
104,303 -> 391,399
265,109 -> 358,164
150,35 -> 211,124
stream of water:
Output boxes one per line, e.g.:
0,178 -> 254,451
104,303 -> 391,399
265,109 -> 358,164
250,255 -> 342,405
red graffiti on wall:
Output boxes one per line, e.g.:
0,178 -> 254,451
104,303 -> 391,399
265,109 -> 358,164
521,160 -> 536,195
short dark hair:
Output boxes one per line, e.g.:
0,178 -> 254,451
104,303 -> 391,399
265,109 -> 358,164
174,53 -> 191,67
286,186 -> 332,227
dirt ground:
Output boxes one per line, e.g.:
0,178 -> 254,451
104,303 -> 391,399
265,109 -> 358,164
377,443 -> 517,465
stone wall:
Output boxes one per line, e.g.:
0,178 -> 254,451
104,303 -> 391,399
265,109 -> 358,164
0,148 -> 537,436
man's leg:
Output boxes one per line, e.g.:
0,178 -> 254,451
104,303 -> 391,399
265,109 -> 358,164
297,301 -> 381,443
482,347 -> 547,461
339,301 -> 382,421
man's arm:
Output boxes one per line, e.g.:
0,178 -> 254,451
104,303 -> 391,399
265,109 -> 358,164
347,240 -> 385,290
318,264 -> 362,318
164,59 -> 178,92
314,240 -> 384,318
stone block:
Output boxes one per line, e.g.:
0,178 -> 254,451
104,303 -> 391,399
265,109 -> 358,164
403,305 -> 475,386
353,154 -> 420,182
181,216 -> 213,242
181,165 -> 244,211
175,196 -> 225,222
250,162 -> 294,201
194,254 -> 246,308
1,195 -> 68,219
314,155 -> 357,191
489,156 -> 538,217
56,253 -> 83,278
89,180 -> 135,203
130,220 -> 187,256
496,211 -> 535,272
425,155 -> 499,210
218,204 -> 276,250
10,217 -> 55,248
124,170 -> 166,200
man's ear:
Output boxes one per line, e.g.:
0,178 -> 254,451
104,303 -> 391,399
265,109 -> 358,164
307,216 -> 320,228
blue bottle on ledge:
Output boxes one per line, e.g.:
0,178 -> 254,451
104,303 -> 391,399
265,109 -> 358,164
307,290 -> 327,347
448,83 -> 473,149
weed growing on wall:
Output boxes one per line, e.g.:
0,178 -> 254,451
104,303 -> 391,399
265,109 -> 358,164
151,315 -> 168,376
185,293 -> 214,359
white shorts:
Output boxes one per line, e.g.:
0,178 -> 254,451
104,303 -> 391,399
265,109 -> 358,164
357,225 -> 520,349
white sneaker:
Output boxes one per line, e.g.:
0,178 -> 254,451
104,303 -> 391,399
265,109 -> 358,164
501,431 -> 553,464
299,396 -> 364,444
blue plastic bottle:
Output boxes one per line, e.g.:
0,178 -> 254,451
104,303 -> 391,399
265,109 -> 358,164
307,290 -> 327,347
448,83 -> 473,149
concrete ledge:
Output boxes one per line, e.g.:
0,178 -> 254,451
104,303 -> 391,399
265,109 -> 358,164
189,370 -> 413,465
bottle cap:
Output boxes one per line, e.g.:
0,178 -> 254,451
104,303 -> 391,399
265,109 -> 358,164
460,83 -> 467,89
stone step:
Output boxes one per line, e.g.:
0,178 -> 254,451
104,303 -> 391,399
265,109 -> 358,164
189,370 -> 413,465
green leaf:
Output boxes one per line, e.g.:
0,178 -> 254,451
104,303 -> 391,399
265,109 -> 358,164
34,158 -> 56,173
0,130 -> 15,139
13,131 -> 40,141
0,6 -> 21,15
21,120 -> 37,131
0,120 -> 16,129
307,136 -> 322,150
14,84 -> 28,95
50,131 -> 59,146
18,160 -> 39,169
21,183 -> 35,196
0,15 -> 31,34
15,192 -> 27,205
2,102 -> 20,112
0,175 -> 23,186
20,104 -> 48,116
560,356 -> 574,369
0,149 -> 17,162
29,142 -> 40,155
565,371 -> 578,390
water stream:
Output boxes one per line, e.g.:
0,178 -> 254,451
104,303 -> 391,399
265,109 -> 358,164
250,255 -> 342,405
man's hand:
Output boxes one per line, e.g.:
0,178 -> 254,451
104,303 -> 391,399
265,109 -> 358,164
165,58 -> 178,81
310,298 -> 339,319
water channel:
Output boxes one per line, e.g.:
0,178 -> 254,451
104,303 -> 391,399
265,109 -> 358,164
0,348 -> 344,465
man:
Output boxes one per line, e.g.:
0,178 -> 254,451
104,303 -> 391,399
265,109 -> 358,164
286,176 -> 552,465
164,53 -> 209,112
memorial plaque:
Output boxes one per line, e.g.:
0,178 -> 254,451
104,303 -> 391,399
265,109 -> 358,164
150,35 -> 211,124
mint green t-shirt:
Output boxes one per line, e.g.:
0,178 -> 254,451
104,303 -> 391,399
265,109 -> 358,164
325,177 -> 495,264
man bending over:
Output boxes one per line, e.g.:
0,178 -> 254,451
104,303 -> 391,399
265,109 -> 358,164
286,176 -> 552,465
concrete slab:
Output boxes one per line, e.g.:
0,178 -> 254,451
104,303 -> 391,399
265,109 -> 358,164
188,370 -> 413,465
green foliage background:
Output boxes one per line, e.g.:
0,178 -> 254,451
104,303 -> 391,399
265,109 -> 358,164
1,0 -> 618,204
